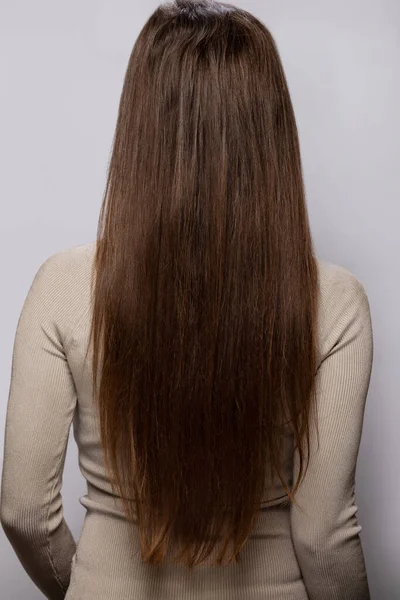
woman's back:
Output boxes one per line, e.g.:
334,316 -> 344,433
1,241 -> 372,599
1,0 -> 373,597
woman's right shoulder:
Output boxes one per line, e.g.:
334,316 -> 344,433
314,257 -> 372,366
315,257 -> 369,299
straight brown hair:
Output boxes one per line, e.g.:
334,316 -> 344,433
86,0 -> 319,569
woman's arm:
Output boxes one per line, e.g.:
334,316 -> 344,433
0,252 -> 78,600
290,267 -> 373,599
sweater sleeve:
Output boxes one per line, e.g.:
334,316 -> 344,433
290,269 -> 373,599
0,253 -> 78,600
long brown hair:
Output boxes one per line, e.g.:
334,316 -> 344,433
86,0 -> 319,569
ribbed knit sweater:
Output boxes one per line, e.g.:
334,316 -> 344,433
0,241 -> 373,599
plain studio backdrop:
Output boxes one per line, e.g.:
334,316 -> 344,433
0,1 -> 399,598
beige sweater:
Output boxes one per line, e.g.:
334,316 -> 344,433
0,241 -> 373,599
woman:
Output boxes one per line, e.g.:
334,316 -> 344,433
0,0 -> 373,598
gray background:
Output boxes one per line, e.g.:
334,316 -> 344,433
0,0 -> 398,598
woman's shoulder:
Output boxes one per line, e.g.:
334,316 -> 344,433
26,241 -> 96,349
315,257 -> 369,299
36,241 -> 96,285
314,256 -> 372,365
45,240 -> 96,266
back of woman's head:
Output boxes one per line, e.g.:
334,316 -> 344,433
88,0 -> 319,569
